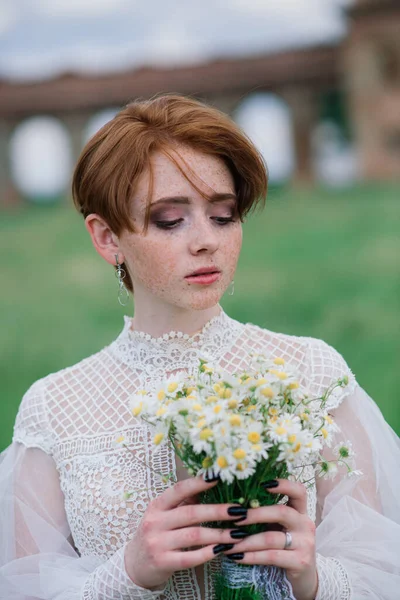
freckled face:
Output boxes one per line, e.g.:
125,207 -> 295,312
118,146 -> 243,311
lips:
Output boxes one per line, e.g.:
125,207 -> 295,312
186,267 -> 221,278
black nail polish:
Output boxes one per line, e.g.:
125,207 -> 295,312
262,480 -> 279,488
226,552 -> 245,560
227,506 -> 248,517
204,473 -> 220,483
230,529 -> 250,540
213,543 -> 235,555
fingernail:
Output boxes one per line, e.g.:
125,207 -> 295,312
227,506 -> 248,517
213,543 -> 235,555
230,529 -> 250,540
262,480 -> 279,488
204,473 -> 220,483
226,552 -> 245,560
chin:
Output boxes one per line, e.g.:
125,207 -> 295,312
181,289 -> 224,311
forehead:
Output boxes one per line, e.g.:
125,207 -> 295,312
134,146 -> 235,206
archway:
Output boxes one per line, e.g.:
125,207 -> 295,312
10,116 -> 72,202
234,93 -> 295,185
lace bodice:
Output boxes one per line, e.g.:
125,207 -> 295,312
12,308 -> 355,600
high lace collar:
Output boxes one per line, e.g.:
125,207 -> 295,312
107,308 -> 244,383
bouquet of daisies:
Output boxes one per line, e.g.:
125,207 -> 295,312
127,354 -> 357,600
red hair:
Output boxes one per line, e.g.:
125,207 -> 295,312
72,94 -> 268,292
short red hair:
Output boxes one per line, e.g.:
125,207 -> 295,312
72,94 -> 268,292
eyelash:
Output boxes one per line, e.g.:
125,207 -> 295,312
155,217 -> 236,230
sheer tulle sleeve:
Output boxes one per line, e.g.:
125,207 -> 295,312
0,380 -> 165,600
307,340 -> 400,599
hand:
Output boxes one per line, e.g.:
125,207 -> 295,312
224,479 -> 318,600
124,475 -> 245,590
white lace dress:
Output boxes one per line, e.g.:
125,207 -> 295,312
1,309 -> 399,599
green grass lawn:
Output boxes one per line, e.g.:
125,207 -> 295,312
1,183 -> 399,451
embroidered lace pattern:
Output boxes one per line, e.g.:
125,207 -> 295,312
13,309 -> 355,600
315,555 -> 352,600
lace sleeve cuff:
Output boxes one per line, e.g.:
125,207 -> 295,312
315,554 -> 351,600
81,544 -> 167,600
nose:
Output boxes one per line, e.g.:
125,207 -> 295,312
188,216 -> 220,255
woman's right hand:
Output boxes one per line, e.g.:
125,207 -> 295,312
124,475 -> 247,590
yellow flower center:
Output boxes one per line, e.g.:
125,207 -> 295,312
288,434 -> 297,444
219,388 -> 232,399
205,395 -> 218,404
154,433 -> 164,445
213,405 -> 222,414
261,387 -> 274,398
275,426 -> 287,435
248,432 -> 261,443
236,462 -> 247,472
197,419 -> 207,429
325,415 -> 333,424
273,357 -> 285,365
228,399 -> 238,409
300,412 -> 309,421
293,442 -> 302,453
256,378 -> 268,387
277,372 -> 288,380
132,402 -> 143,417
193,403 -> 203,411
229,415 -> 242,427
289,382 -> 299,390
217,456 -> 228,468
202,456 -> 213,468
269,407 -> 279,416
156,407 -> 167,417
157,390 -> 166,401
233,448 -> 246,460
115,435 -> 125,444
321,428 -> 328,439
167,382 -> 179,393
200,428 -> 213,440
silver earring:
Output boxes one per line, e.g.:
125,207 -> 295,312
115,254 -> 130,306
228,280 -> 235,296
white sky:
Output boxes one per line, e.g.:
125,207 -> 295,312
0,0 -> 352,81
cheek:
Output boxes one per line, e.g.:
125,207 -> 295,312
125,238 -> 179,290
221,227 -> 242,270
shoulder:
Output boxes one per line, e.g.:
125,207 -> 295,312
241,320 -> 357,409
13,345 -> 114,452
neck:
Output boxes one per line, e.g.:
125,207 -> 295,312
130,295 -> 222,338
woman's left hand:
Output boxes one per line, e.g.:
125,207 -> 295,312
224,479 -> 318,600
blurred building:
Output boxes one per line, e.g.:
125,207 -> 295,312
0,0 -> 399,205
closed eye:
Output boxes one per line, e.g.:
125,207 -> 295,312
155,219 -> 184,229
154,216 -> 236,230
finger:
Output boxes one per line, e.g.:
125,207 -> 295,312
263,479 -> 308,515
224,549 -> 300,569
155,474 -> 219,511
166,543 -> 236,571
233,504 -> 304,531
226,530 -> 296,553
167,526 -> 236,551
167,502 -> 247,530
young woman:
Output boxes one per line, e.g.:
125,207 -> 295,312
1,95 -> 399,600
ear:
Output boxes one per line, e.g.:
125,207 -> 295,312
85,214 -> 124,266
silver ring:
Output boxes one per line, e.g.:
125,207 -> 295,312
283,531 -> 293,549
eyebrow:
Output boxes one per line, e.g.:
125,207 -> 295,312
150,193 -> 237,207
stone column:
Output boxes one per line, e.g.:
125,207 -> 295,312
0,119 -> 21,208
281,87 -> 319,185
60,112 -> 90,203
